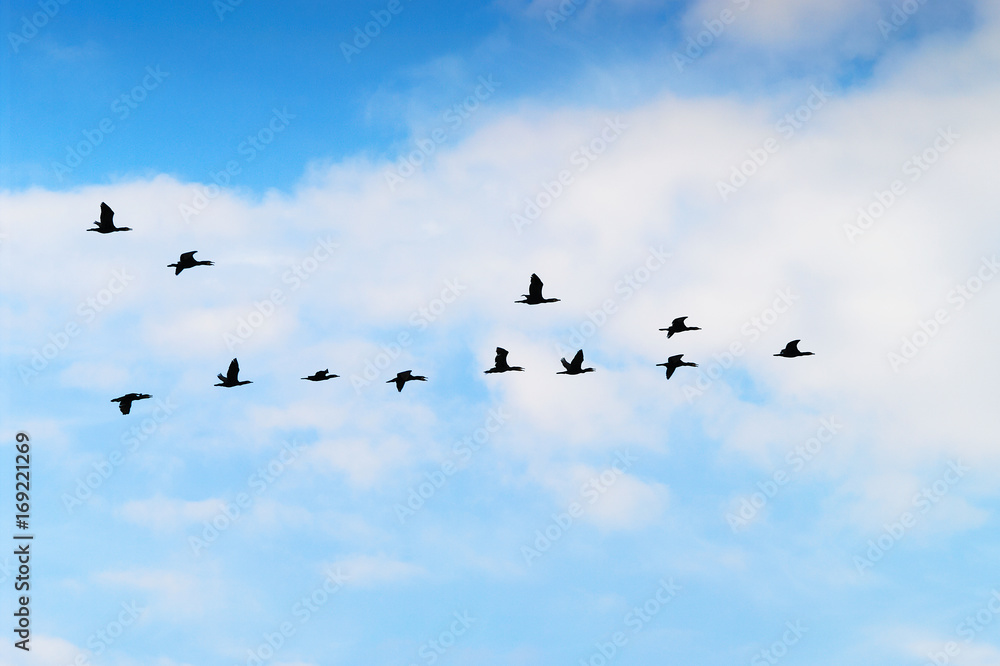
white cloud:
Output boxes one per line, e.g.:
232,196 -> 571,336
91,566 -> 229,623
116,495 -> 225,532
3,17 -> 1000,663
0,635 -> 83,666
7,22 -> 1000,530
305,434 -> 416,489
584,472 -> 670,530
60,360 -> 131,391
683,0 -> 880,50
327,554 -> 426,586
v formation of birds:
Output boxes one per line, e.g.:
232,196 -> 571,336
93,203 -> 815,414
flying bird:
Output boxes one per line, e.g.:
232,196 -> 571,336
657,354 -> 697,379
168,251 -> 214,275
515,274 -> 560,305
215,358 -> 252,387
88,202 -> 131,233
557,349 -> 594,375
484,347 -> 524,374
302,369 -> 338,381
387,370 -> 427,392
660,316 -> 701,338
110,392 -> 151,415
774,340 -> 814,357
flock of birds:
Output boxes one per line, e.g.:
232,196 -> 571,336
90,202 -> 815,415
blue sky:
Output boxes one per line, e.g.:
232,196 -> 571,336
2,1 -> 1000,665
2,0 -> 979,191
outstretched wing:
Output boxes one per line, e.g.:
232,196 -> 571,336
527,274 -> 544,300
668,354 -> 683,363
227,358 -> 240,382
179,251 -> 197,262
100,202 -> 114,227
560,357 -> 572,371
494,348 -> 509,366
571,349 -> 584,368
666,364 -> 676,379
113,396 -> 132,414
785,340 -> 801,354
672,316 -> 687,327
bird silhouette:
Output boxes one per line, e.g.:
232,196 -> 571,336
774,340 -> 814,357
515,274 -> 560,304
659,316 -> 701,338
557,349 -> 594,375
657,354 -> 697,379
168,251 -> 214,275
215,358 -> 252,386
88,202 -> 131,233
303,369 -> 338,381
388,370 -> 427,392
110,392 -> 151,415
484,347 -> 524,373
